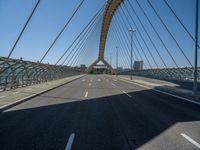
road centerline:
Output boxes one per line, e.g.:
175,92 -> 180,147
65,133 -> 75,150
181,133 -> 200,149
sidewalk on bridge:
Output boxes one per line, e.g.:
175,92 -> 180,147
116,75 -> 200,101
0,74 -> 85,111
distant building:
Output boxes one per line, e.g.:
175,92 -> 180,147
117,67 -> 123,71
80,64 -> 87,71
134,61 -> 143,70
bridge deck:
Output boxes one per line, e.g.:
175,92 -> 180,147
0,75 -> 84,111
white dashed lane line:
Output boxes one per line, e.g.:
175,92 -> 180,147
84,91 -> 88,98
65,133 -> 75,150
122,90 -> 132,98
0,95 -> 6,99
12,92 -> 19,94
25,88 -> 32,91
181,133 -> 200,149
111,83 -> 116,86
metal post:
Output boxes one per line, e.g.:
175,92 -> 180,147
194,0 -> 199,95
130,32 -> 133,80
116,46 -> 119,76
110,53 -> 112,67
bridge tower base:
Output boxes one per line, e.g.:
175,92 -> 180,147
87,58 -> 114,73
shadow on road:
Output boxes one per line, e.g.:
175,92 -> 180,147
0,89 -> 200,150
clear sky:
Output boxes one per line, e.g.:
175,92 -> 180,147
105,0 -> 200,69
0,0 -> 104,66
0,0 -> 199,68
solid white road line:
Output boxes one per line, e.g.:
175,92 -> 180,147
118,77 -> 200,106
84,91 -> 88,98
181,133 -> 200,149
89,83 -> 91,86
97,79 -> 101,82
122,90 -> 132,98
0,95 -> 6,98
113,79 -> 117,81
65,133 -> 75,150
82,79 -> 85,82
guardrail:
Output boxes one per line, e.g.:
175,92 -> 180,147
0,57 -> 84,91
119,67 -> 200,82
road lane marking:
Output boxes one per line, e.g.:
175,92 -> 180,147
0,95 -> 6,98
89,83 -> 91,86
84,91 -> 88,98
97,79 -> 101,82
112,83 -> 116,86
82,79 -> 85,82
122,90 -> 132,98
25,88 -> 32,91
12,92 -> 19,94
65,133 -> 75,150
181,133 -> 200,149
113,79 -> 117,81
118,77 -> 200,105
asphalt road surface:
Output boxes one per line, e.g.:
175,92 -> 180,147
0,75 -> 200,150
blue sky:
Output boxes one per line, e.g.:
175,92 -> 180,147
0,0 -> 104,66
0,0 -> 199,68
105,0 -> 200,68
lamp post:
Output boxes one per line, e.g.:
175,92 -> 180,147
193,0 -> 199,95
128,29 -> 136,80
110,52 -> 112,67
116,46 -> 119,77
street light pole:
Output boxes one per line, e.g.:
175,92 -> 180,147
110,53 -> 112,67
116,46 -> 119,77
193,0 -> 199,95
129,29 -> 136,80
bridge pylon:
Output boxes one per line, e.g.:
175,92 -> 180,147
87,0 -> 123,73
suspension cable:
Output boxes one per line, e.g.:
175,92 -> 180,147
8,0 -> 40,58
40,0 -> 85,63
134,0 -> 168,68
55,5 -> 104,65
163,0 -> 200,48
110,24 -> 129,67
147,0 -> 193,67
110,25 -> 130,67
66,13 -> 102,66
113,21 -> 148,69
117,8 -> 153,69
119,5 -> 158,68
126,0 -> 179,69
62,10 -> 103,65
112,15 -> 139,61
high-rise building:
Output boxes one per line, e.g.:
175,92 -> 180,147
133,61 -> 143,70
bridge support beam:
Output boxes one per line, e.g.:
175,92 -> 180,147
87,58 -> 114,73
